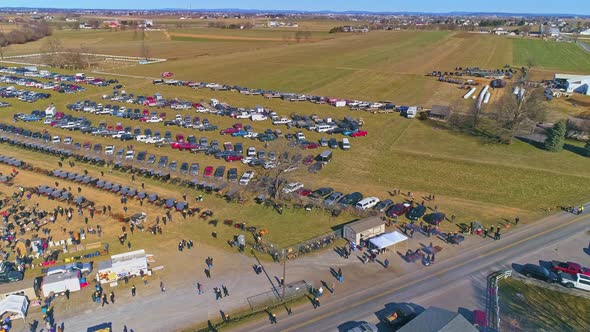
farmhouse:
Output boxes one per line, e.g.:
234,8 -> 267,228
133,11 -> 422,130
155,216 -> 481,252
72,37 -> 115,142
342,216 -> 385,245
581,28 -> 590,36
554,74 -> 590,95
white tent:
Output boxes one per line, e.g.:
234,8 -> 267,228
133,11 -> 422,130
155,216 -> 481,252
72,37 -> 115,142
369,231 -> 408,250
0,295 -> 29,322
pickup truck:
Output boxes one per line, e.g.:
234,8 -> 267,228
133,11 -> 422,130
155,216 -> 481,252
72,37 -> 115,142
0,261 -> 24,284
552,260 -> 590,276
46,261 -> 93,277
559,273 -> 590,291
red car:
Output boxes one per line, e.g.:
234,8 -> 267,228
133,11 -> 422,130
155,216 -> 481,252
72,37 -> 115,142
220,128 -> 239,135
351,130 -> 368,137
303,155 -> 315,165
138,117 -> 148,122
173,142 -> 198,151
552,261 -> 590,276
203,166 -> 214,177
302,142 -> 320,149
225,155 -> 243,162
386,203 -> 411,218
297,188 -> 312,196
161,72 -> 173,78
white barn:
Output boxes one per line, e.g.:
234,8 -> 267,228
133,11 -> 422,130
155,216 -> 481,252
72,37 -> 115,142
554,74 -> 590,96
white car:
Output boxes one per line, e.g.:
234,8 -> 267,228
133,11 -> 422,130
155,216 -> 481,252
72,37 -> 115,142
51,136 -> 61,144
43,118 -> 53,125
241,156 -> 255,165
145,117 -> 163,123
263,161 -> 276,169
61,122 -> 78,130
272,117 -> 292,125
239,171 -> 255,186
146,137 -> 164,144
125,150 -> 135,160
135,135 -> 149,143
282,182 -> 304,194
63,137 -> 73,145
111,131 -> 126,139
104,145 -> 115,155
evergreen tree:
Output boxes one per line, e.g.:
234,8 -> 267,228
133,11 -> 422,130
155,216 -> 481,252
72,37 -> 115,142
544,120 -> 566,152
585,141 -> 590,157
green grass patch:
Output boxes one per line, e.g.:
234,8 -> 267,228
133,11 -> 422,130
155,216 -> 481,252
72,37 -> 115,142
499,278 -> 590,331
513,39 -> 590,73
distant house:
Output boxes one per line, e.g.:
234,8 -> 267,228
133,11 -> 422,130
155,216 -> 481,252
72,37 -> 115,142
428,105 -> 452,121
103,21 -> 120,28
581,28 -> 590,36
554,74 -> 590,96
397,306 -> 479,332
493,28 -> 508,35
549,27 -> 561,37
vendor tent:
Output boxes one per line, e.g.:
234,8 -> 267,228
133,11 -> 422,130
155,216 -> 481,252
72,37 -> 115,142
0,295 -> 29,322
369,231 -> 408,250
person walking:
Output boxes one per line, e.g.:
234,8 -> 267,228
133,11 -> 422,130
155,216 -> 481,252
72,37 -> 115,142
160,281 -> 166,294
215,288 -> 222,300
515,217 -> 519,225
222,285 -> 229,297
131,285 -> 136,297
204,268 -> 211,278
270,313 -> 277,324
101,293 -> 109,307
197,282 -> 204,295
483,228 -> 488,238
65,289 -> 70,300
384,258 -> 390,268
110,291 -> 115,304
490,225 -> 495,234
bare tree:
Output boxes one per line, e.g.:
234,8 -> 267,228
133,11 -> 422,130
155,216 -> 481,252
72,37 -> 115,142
259,140 -> 305,200
0,33 -> 7,59
494,87 -> 547,143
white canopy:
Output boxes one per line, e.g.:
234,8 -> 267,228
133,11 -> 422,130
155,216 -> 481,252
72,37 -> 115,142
369,231 -> 408,249
0,295 -> 28,321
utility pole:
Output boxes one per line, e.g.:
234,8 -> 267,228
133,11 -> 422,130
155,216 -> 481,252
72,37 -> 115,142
281,249 -> 286,301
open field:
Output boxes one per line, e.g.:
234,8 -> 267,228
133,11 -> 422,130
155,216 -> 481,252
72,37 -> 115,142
513,38 -> 590,72
499,278 -> 590,331
0,29 -> 589,250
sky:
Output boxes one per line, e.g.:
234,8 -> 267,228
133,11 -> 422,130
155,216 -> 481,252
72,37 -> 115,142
1,0 -> 589,15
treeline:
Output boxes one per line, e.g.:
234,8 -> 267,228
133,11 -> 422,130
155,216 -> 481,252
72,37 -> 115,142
329,26 -> 346,33
40,38 -> 94,70
207,21 -> 254,29
479,20 -> 506,27
0,21 -> 52,51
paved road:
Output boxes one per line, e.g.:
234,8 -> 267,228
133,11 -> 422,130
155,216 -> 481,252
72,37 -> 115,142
236,208 -> 590,332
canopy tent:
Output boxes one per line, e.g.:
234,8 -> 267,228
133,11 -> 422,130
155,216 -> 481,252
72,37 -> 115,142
0,295 -> 28,322
369,231 -> 408,250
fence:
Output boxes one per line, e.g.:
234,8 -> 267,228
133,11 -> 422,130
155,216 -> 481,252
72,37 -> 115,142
486,269 -> 512,331
249,230 -> 341,260
246,280 -> 312,311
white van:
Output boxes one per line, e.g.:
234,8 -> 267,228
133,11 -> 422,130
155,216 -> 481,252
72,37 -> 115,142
251,114 -> 267,121
210,99 -> 219,107
355,197 -> 380,210
341,138 -> 351,151
316,124 -> 333,133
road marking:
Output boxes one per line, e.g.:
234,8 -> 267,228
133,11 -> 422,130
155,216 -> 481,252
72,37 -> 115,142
281,214 -> 587,332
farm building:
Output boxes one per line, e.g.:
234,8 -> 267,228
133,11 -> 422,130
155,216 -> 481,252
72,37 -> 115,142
554,74 -> 590,95
428,105 -> 452,121
342,216 -> 385,245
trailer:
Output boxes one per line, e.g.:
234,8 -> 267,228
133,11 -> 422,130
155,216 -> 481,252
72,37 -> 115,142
42,271 -> 80,297
463,87 -> 477,99
96,249 -> 148,284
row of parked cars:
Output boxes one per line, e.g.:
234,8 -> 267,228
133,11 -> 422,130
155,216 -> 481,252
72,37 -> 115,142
0,66 -> 117,87
150,75 -> 418,113
520,260 -> 590,292
0,86 -> 51,102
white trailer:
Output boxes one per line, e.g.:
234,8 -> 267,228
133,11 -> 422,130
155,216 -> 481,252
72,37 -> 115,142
334,100 -> 347,107
251,114 -> 268,121
96,249 -> 148,284
42,271 -> 80,297
463,87 -> 477,99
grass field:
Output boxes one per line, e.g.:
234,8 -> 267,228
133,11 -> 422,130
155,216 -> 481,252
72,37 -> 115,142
499,278 -> 590,331
0,28 -> 589,247
513,38 -> 590,72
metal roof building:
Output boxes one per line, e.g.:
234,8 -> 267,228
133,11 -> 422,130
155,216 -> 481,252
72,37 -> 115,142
397,306 -> 479,332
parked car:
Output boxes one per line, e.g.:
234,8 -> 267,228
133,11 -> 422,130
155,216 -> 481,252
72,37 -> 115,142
324,191 -> 344,206
522,264 -> 560,283
204,166 -> 214,177
338,192 -> 363,207
355,197 -> 380,210
0,262 -> 23,283
386,203 -> 411,218
374,199 -> 393,212
239,171 -> 254,186
310,187 -> 333,199
406,205 -> 426,221
552,261 -> 590,277
282,182 -> 304,194
559,273 -> 590,291
189,163 -> 199,176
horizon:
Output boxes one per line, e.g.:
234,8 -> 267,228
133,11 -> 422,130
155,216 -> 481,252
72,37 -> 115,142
1,0 -> 589,16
